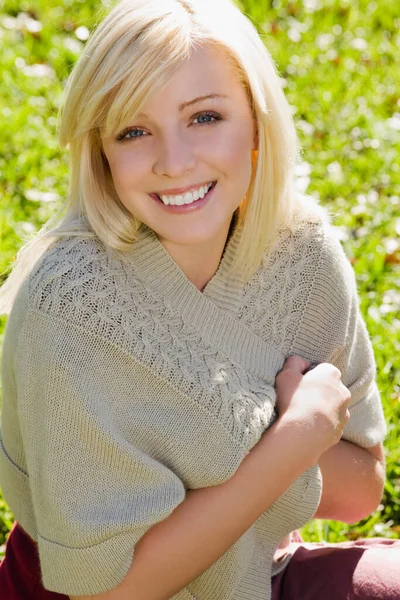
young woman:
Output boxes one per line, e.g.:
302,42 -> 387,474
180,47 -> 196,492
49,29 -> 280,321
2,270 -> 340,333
0,0 -> 398,599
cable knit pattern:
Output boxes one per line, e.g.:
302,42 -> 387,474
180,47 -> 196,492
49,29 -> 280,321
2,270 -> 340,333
238,226 -> 322,354
0,211 -> 386,598
29,237 -> 278,451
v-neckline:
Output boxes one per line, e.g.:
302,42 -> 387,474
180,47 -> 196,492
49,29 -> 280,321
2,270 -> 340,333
150,211 -> 241,292
124,213 -> 285,382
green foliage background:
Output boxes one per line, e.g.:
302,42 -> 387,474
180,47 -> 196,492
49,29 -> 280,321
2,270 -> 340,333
0,0 -> 399,554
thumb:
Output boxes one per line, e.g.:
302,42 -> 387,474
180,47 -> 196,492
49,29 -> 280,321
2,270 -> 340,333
281,354 -> 311,375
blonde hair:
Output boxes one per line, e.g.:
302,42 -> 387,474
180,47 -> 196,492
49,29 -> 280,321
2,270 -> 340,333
0,0 -> 323,314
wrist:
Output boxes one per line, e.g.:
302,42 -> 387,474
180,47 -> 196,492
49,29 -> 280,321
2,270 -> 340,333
271,413 -> 322,467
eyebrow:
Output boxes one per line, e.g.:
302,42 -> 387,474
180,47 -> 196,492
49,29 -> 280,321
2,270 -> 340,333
137,94 -> 229,119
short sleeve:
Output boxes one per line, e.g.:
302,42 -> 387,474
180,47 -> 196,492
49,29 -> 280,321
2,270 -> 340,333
10,309 -> 186,596
291,224 -> 387,448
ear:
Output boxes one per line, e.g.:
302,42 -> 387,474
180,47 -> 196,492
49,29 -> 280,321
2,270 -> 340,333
251,149 -> 258,169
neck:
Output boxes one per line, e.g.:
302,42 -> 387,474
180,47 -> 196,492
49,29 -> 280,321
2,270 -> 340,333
159,218 -> 234,292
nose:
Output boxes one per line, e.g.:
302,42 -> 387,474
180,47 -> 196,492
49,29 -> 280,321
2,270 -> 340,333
152,132 -> 197,178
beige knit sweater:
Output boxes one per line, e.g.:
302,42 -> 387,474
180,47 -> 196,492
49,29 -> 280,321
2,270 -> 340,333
0,212 -> 386,598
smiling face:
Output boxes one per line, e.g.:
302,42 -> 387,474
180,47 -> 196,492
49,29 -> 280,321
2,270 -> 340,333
101,44 -> 258,255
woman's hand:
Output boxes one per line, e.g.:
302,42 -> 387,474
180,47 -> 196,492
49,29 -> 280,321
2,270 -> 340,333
275,355 -> 351,460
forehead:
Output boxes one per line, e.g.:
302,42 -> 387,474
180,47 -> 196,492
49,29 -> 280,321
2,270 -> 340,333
139,45 -> 245,115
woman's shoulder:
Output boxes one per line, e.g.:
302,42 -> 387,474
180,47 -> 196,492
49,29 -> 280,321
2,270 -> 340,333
264,195 -> 345,276
273,196 -> 359,326
26,235 -> 107,301
11,234 -> 134,327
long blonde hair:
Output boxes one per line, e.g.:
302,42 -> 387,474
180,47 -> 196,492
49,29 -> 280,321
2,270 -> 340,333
0,0 -> 323,314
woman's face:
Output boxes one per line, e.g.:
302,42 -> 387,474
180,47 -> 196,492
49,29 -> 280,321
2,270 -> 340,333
101,45 -> 257,252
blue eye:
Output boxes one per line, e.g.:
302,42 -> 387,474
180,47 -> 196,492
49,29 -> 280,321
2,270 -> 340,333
192,111 -> 221,125
117,128 -> 147,141
116,111 -> 221,141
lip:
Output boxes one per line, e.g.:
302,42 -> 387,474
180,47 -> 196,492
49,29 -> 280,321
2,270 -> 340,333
150,181 -> 217,213
152,180 -> 215,196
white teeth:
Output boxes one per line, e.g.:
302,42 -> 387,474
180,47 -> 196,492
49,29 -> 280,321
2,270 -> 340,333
159,182 -> 213,206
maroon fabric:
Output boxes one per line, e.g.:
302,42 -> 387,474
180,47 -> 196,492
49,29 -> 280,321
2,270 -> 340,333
272,536 -> 400,600
1,522 -> 400,599
0,522 -> 67,600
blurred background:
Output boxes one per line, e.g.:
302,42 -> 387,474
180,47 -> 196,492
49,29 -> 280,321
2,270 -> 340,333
0,0 -> 399,552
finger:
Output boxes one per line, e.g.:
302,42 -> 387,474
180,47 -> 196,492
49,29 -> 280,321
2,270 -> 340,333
339,382 -> 351,404
281,355 -> 311,374
315,362 -> 342,380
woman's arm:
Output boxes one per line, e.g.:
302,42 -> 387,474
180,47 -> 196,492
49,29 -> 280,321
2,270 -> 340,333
70,417 -> 316,600
314,440 -> 385,523
70,357 -> 350,600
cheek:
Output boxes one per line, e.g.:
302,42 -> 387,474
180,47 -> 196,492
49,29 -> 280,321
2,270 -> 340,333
104,148 -> 146,188
210,127 -> 253,185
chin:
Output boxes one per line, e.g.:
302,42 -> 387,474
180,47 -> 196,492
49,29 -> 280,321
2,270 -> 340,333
169,213 -> 235,240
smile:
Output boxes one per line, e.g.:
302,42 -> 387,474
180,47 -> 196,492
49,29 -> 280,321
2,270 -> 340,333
155,181 -> 215,206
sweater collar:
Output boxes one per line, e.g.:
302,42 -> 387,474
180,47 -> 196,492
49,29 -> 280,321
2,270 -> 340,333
124,212 -> 284,382
131,210 -> 242,296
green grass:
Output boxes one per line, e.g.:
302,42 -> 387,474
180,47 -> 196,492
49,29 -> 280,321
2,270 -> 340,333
0,0 -> 399,555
